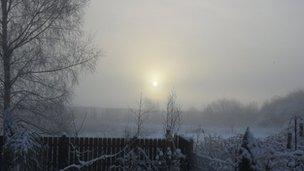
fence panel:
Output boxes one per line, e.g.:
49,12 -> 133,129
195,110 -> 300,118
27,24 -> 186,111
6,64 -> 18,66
0,135 -> 193,170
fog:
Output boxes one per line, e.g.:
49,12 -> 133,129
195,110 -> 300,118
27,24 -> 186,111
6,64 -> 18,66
72,0 -> 304,108
69,1 -> 304,138
3,1 -> 304,170
69,90 -> 304,138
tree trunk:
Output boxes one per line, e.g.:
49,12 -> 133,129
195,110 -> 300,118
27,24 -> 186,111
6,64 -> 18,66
1,0 -> 12,169
1,0 -> 11,131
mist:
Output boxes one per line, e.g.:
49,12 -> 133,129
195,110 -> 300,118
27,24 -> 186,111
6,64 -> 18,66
70,90 -> 304,139
73,0 -> 304,108
2,1 -> 304,170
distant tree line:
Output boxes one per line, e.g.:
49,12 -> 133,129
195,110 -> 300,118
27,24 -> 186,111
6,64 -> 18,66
70,90 -> 304,133
199,90 -> 304,127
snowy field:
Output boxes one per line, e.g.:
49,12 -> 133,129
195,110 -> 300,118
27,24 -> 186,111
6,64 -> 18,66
72,107 -> 282,139
78,122 -> 279,139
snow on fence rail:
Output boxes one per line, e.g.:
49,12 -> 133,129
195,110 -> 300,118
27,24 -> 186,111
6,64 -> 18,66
0,135 -> 193,171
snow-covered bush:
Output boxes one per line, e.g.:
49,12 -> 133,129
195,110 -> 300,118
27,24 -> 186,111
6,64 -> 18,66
155,147 -> 185,170
238,127 -> 259,171
193,125 -> 304,171
112,146 -> 157,171
194,132 -> 242,170
112,145 -> 185,171
256,129 -> 304,170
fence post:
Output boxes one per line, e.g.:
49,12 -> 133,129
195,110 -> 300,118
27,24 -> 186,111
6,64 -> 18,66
175,136 -> 194,170
300,123 -> 304,137
59,135 -> 69,169
186,139 -> 194,170
287,132 -> 292,149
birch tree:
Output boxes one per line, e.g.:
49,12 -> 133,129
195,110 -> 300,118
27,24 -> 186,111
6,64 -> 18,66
131,93 -> 149,138
163,90 -> 182,139
0,0 -> 99,168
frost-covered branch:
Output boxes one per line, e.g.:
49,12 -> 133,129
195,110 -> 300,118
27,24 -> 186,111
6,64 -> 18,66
60,144 -> 129,171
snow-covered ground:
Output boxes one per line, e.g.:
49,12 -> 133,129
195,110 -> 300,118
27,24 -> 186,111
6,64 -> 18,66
78,122 -> 279,139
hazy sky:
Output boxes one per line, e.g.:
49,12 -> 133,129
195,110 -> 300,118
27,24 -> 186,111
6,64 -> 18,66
73,0 -> 304,108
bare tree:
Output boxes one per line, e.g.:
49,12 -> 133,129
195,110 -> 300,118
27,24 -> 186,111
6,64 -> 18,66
163,90 -> 182,139
71,111 -> 88,138
0,0 -> 99,168
131,92 -> 149,138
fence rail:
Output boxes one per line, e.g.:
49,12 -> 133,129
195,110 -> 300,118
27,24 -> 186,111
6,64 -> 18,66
0,135 -> 193,171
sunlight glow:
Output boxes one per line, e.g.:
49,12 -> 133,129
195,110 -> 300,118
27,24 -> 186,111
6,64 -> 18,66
143,70 -> 167,101
152,81 -> 158,87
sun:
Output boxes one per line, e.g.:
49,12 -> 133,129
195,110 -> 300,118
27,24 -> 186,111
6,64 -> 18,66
145,71 -> 165,100
152,81 -> 158,87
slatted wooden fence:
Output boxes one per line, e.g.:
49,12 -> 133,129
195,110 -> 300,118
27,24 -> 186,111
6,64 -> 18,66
0,135 -> 193,171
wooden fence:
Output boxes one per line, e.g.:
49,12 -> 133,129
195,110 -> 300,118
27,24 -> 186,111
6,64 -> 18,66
0,135 -> 193,171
